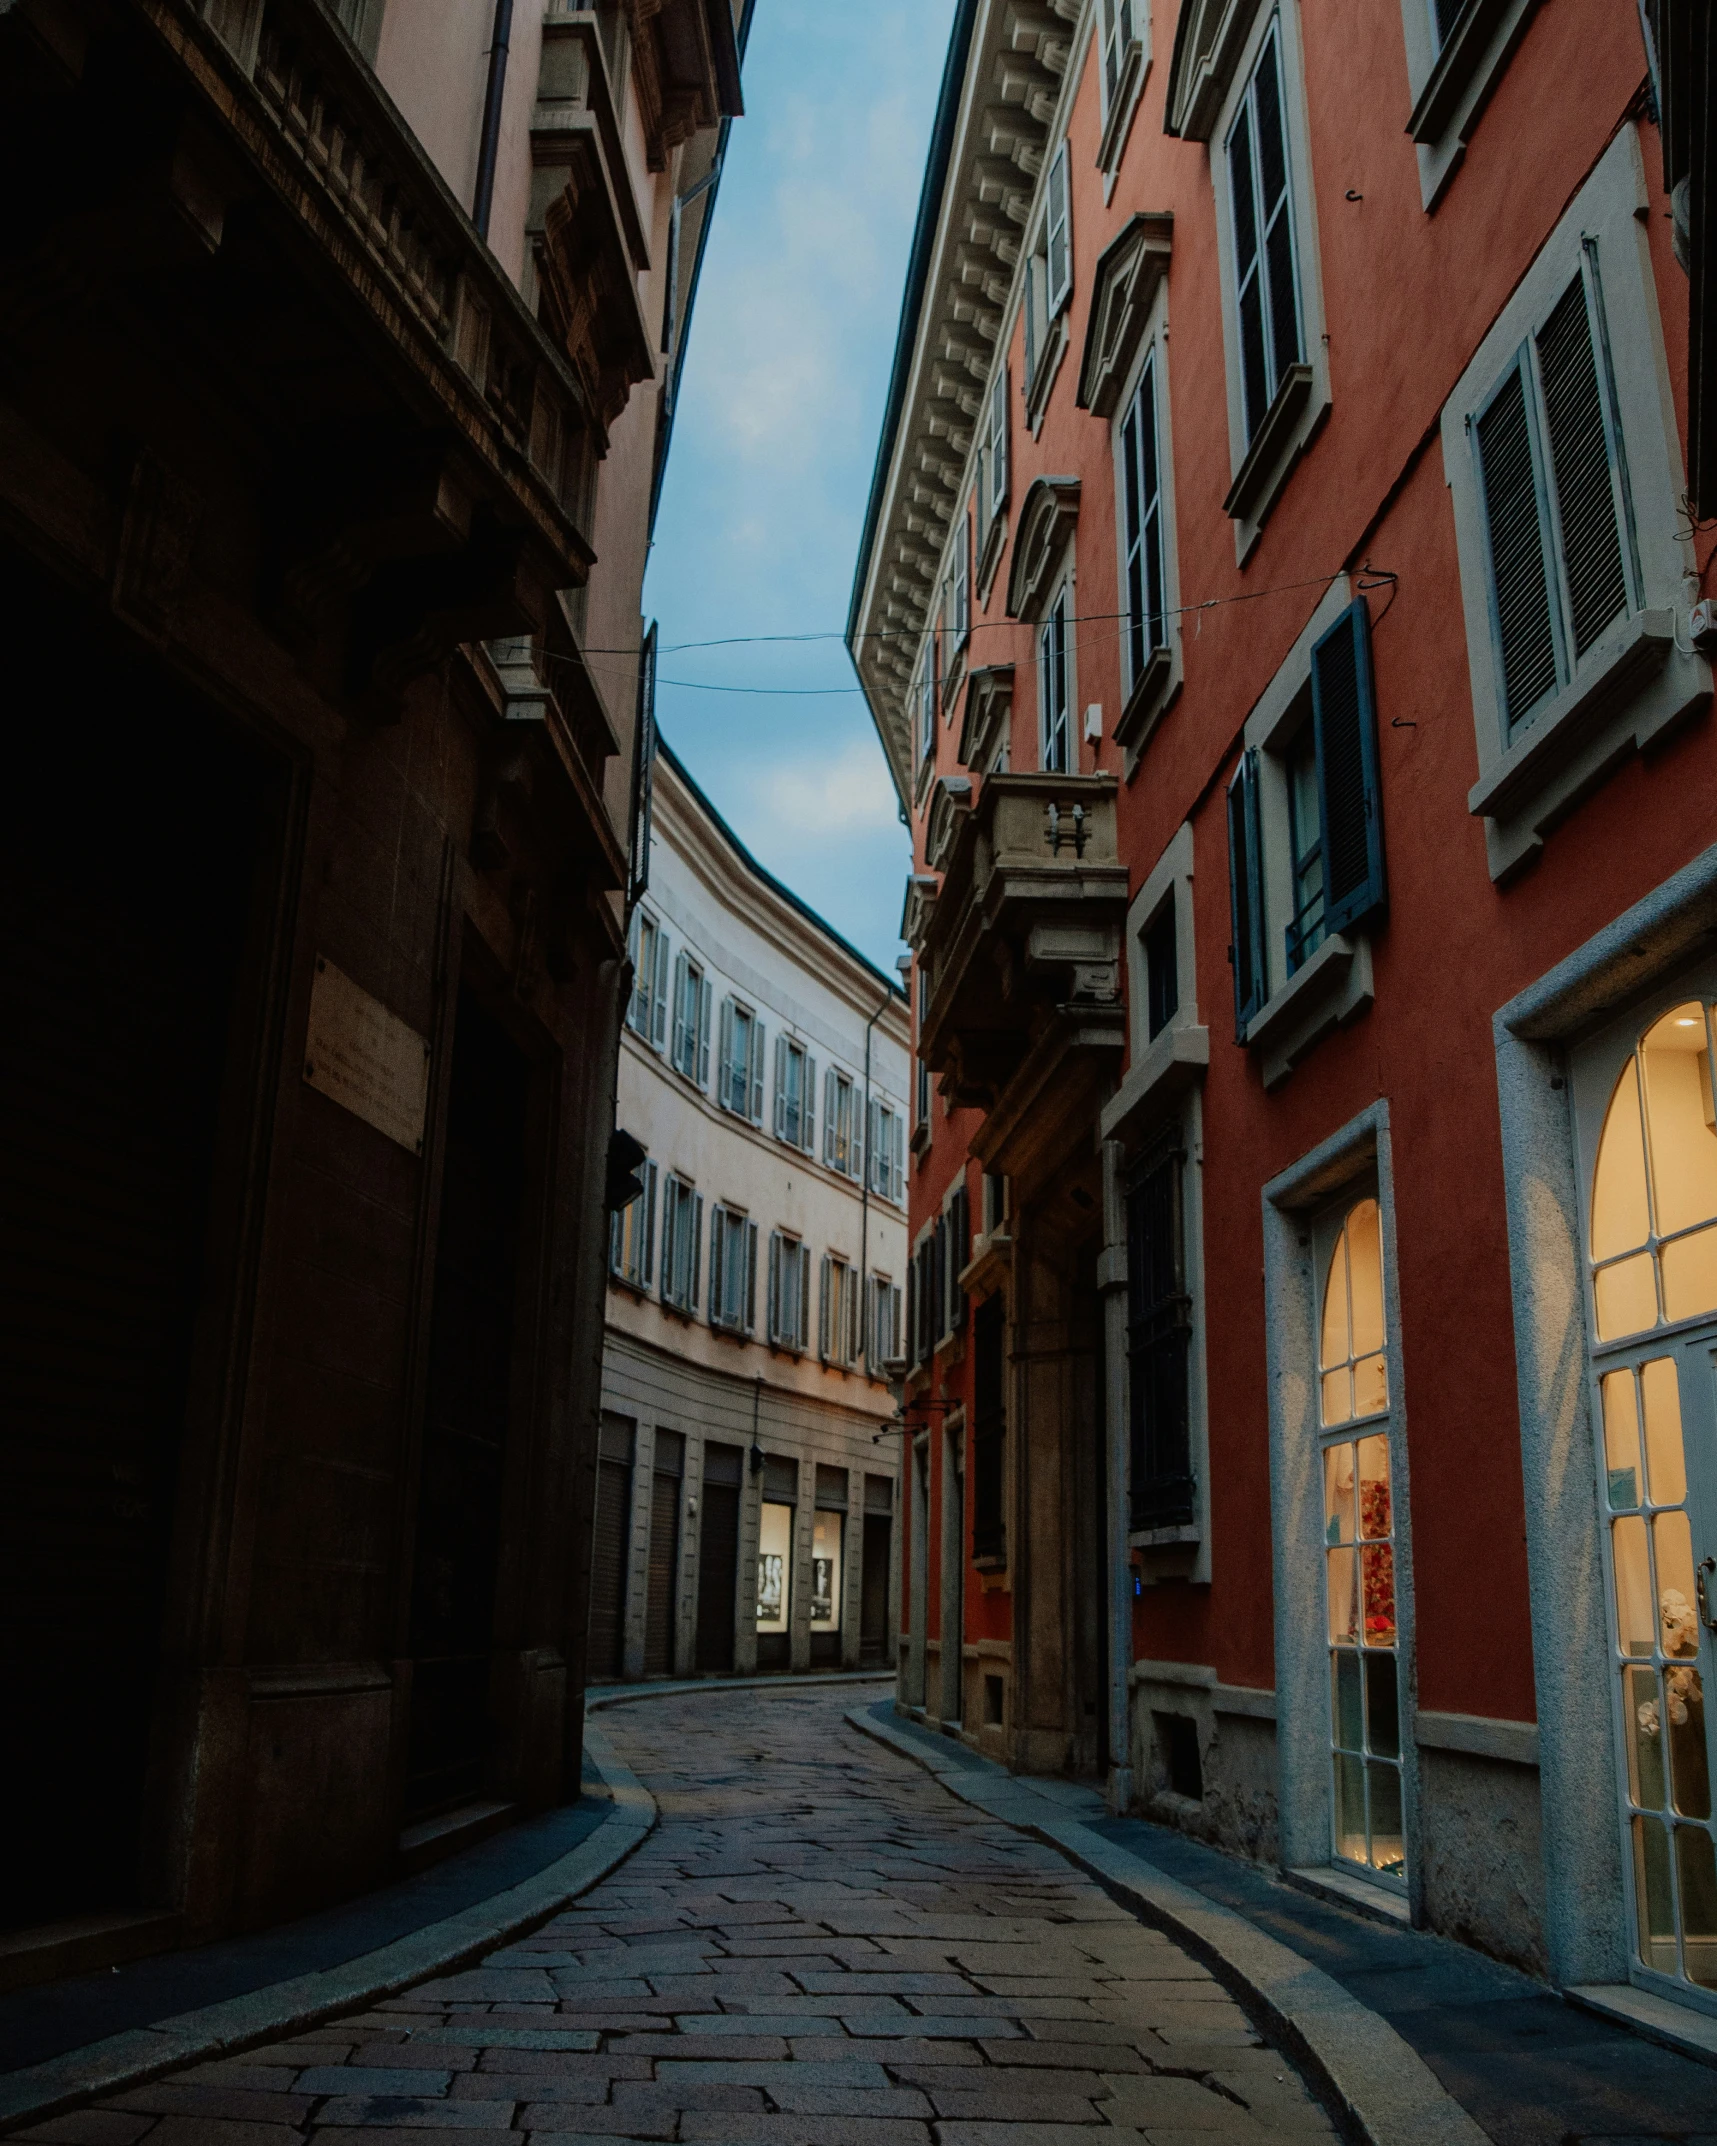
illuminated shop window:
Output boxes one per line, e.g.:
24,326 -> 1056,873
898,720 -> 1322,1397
756,1500 -> 793,1634
812,1510 -> 843,1632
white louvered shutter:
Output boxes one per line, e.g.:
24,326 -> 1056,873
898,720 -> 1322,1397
671,952 -> 689,1071
989,365 -> 1008,517
891,1116 -> 904,1206
651,931 -> 669,1050
750,1021 -> 765,1124
823,1070 -> 836,1166
718,999 -> 734,1110
797,1245 -> 811,1350
773,1034 -> 787,1138
744,1219 -> 758,1334
691,1193 -> 704,1310
819,1255 -> 832,1363
803,1055 -> 816,1153
661,1182 -> 678,1303
1023,255 -> 1038,386
1045,141 -> 1071,315
845,1265 -> 861,1365
710,1206 -> 726,1326
698,978 -> 712,1088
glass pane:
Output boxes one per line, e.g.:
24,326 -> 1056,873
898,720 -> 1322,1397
1593,1058 -> 1651,1260
1347,1199 -> 1385,1359
1324,1445 -> 1355,1546
1321,1222 -> 1350,1375
1613,1514 -> 1655,1655
1596,1252 -> 1659,1342
1367,1761 -> 1404,1876
1364,1649 -> 1400,1758
1642,1357 -> 1688,1506
1667,1669 -> 1711,1820
756,1501 -> 793,1633
1322,1368 -> 1352,1429
1677,1827 -> 1717,1988
1332,1647 -> 1363,1751
811,1511 -> 843,1631
1626,1664 -> 1667,1809
1333,1750 -> 1367,1864
1327,1547 -> 1357,1644
1656,1510 -> 1699,1656
1602,1369 -> 1642,1509
1634,1814 -> 1678,1974
1641,1006 -> 1717,1238
1361,1543 -> 1397,1646
1354,1352 -> 1388,1417
1663,1224 -> 1717,1325
1357,1436 -> 1392,1540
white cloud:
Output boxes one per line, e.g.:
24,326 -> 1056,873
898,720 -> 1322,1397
750,740 -> 900,836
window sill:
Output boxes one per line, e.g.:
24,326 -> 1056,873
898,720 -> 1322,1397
1115,644 -> 1179,775
1466,610 -> 1709,881
1244,930 -> 1374,1090
608,1273 -> 651,1299
1100,1021 -> 1209,1148
1130,1522 -> 1199,1550
1286,1864 -> 1411,1926
1222,362 -> 1316,533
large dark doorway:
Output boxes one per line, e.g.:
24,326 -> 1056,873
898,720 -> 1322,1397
694,1441 -> 742,1672
861,1489 -> 893,1671
406,987 -> 529,1818
0,569 -> 270,1928
588,1416 -> 634,1683
643,1430 -> 683,1676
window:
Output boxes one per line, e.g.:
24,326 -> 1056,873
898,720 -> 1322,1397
820,1254 -> 860,1367
1472,261 -> 1635,741
1101,0 -> 1142,108
915,1052 -> 931,1142
1120,352 -> 1168,703
1397,0 -> 1539,208
910,1234 -> 936,1368
825,1068 -> 860,1178
709,1204 -> 758,1335
1127,1131 -> 1195,1531
609,1157 -> 657,1288
1226,18 -> 1303,451
1227,594 -> 1385,1039
660,1175 -> 703,1313
1318,1196 -> 1405,1888
1038,586 -> 1072,773
867,1273 -> 902,1371
718,998 -> 765,1123
670,951 -> 712,1087
766,1230 -> 811,1351
917,646 -> 937,772
972,1293 -> 1006,1563
946,1180 -> 970,1336
1144,893 -> 1178,1041
1023,140 -> 1073,398
867,1100 -> 906,1205
983,366 -> 1009,536
627,908 -> 669,1049
773,1035 -> 817,1152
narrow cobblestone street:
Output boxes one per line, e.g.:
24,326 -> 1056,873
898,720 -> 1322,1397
44,1688 -> 1335,2145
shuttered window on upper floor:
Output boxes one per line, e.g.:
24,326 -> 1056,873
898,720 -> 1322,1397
1226,17 -> 1303,447
1472,251 -> 1637,737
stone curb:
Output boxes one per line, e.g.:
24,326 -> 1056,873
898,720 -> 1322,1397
0,1719 -> 656,2137
586,1670 -> 892,1712
846,1701 -> 1491,2146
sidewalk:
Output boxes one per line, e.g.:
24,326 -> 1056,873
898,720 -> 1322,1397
853,1697 -> 1717,2146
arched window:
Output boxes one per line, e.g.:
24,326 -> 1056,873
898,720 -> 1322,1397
1319,1197 -> 1404,1883
1587,1000 -> 1717,1995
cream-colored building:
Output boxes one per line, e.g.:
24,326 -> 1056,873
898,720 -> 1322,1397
594,745 -> 910,1680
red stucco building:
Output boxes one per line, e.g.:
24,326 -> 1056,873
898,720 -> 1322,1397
852,0 -> 1717,2033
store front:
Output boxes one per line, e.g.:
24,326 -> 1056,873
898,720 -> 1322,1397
756,1455 -> 797,1672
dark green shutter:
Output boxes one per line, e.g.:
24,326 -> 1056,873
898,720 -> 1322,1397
1475,356 -> 1560,730
1227,749 -> 1266,1035
1311,598 -> 1386,942
1537,273 -> 1630,660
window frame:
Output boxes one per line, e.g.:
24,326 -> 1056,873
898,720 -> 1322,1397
1396,0 -> 1539,209
1097,0 -> 1150,176
708,1202 -> 758,1337
1038,580 -> 1074,774
609,1154 -> 658,1290
1112,305 -> 1182,768
670,949 -> 712,1088
767,1229 -> 811,1353
659,1172 -> 704,1315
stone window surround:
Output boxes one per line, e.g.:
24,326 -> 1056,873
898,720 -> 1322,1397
1494,838 -> 1717,1999
1261,1099 -> 1426,1923
1203,0 -> 1332,563
1442,124 -> 1712,886
1236,573 -> 1377,1088
1097,0 -> 1152,191
1397,0 -> 1539,212
1108,278 -> 1185,773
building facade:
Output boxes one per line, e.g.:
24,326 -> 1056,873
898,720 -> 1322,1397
594,746 -> 910,1685
852,0 -> 1717,2040
0,0 -> 742,1961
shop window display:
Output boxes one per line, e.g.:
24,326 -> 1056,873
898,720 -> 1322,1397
812,1511 -> 843,1630
756,1501 -> 793,1634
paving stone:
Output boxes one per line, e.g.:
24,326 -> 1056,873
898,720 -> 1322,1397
299,2071 -> 453,2098
651,2059 -> 892,2090
17,2116 -> 158,2145
312,2100 -> 516,2128
674,2116 -> 933,2144
141,2123 -> 309,2146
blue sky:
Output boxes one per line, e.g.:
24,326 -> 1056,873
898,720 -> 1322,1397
642,0 -> 958,973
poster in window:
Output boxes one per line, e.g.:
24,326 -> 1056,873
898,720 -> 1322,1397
757,1500 -> 793,1631
811,1511 -> 843,1630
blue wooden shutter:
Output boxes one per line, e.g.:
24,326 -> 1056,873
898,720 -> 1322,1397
1310,598 -> 1386,943
1227,749 -> 1266,1035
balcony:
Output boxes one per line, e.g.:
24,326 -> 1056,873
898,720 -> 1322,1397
919,773 -> 1128,1152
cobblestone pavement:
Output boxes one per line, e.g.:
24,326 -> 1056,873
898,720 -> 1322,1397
29,1686 -> 1338,2146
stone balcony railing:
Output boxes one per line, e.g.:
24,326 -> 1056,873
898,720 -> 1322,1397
919,771 -> 1129,1111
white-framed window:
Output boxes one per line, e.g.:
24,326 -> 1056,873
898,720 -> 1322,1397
819,1252 -> 860,1367
708,1203 -> 758,1335
1038,584 -> 1072,773
951,505 -> 971,659
868,1272 -> 903,1371
1397,0 -> 1538,208
767,1231 -> 811,1352
1097,0 -> 1149,172
942,1180 -> 970,1340
824,1068 -> 860,1178
916,643 -> 937,773
1444,126 -> 1709,881
670,950 -> 712,1087
609,1156 -> 657,1288
717,997 -> 765,1124
915,1054 -> 931,1141
866,1099 -> 906,1206
978,364 -> 1010,569
1226,17 -> 1303,454
1119,349 -> 1168,705
627,907 -> 669,1050
660,1174 -> 703,1313
772,1034 -> 817,1152
1023,139 -> 1073,409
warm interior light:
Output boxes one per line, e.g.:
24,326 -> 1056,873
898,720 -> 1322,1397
1677,1018 -> 1700,1028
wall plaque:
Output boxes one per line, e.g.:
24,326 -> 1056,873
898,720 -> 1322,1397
303,956 -> 430,1154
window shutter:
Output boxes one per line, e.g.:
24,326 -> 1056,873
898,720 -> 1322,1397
710,1205 -> 726,1326
745,1219 -> 758,1334
1536,270 -> 1630,661
643,1160 -> 657,1286
1227,748 -> 1267,1035
749,1020 -> 765,1124
1023,254 -> 1038,385
1475,355 -> 1561,731
661,1181 -> 678,1303
1045,140 -> 1072,315
866,1097 -> 880,1193
698,978 -> 712,1088
767,1231 -> 781,1342
989,365 -> 1009,515
1103,0 -> 1124,105
845,1265 -> 860,1365
890,1284 -> 902,1360
718,998 -> 734,1110
691,1193 -> 704,1310
823,1069 -> 836,1166
671,952 -> 689,1070
608,1205 -> 621,1275
891,1115 -> 904,1206
1311,598 -> 1386,943
803,1054 -> 816,1153
651,929 -> 669,1050
794,1244 -> 808,1349
626,913 -> 645,1033
773,1034 -> 786,1138
819,1254 -> 832,1363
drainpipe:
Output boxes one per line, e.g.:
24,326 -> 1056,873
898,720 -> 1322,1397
857,982 -> 898,1368
471,0 -> 514,241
